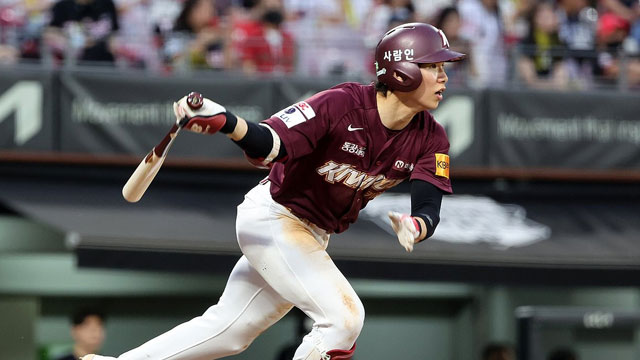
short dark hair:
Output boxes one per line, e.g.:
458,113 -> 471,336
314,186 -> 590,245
375,81 -> 389,95
71,308 -> 105,326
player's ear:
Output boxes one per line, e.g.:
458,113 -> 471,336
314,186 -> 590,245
393,71 -> 406,83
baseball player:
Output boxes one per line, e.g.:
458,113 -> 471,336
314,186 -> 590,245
84,22 -> 465,360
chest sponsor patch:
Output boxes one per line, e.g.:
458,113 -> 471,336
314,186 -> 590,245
272,101 -> 315,129
393,159 -> 414,172
341,142 -> 366,157
435,153 -> 450,178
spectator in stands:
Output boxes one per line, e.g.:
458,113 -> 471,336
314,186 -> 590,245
144,0 -> 186,72
362,0 -> 415,76
598,0 -> 640,43
281,0 -> 370,76
362,0 -> 393,51
147,0 -> 182,35
434,6 -> 472,86
44,0 -> 120,66
228,0 -> 261,69
517,0 -> 569,90
547,347 -> 579,360
481,342 -> 516,360
233,0 -> 295,74
20,0 -> 56,61
0,43 -> 18,64
387,0 -> 416,29
459,0 -> 508,87
0,1 -> 22,64
55,308 -> 107,360
0,0 -> 54,64
113,0 -> 161,70
632,9 -> 640,48
556,0 -> 597,89
594,0 -> 640,88
163,0 -> 228,71
414,0 -> 456,24
501,0 -> 536,42
213,0 -> 233,17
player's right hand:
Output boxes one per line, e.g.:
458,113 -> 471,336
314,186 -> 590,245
174,92 -> 227,135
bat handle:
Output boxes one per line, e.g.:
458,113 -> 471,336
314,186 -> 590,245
122,93 -> 202,203
154,124 -> 181,157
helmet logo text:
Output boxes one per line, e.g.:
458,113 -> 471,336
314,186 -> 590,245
382,49 -> 415,62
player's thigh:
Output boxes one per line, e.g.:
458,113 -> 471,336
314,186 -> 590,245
237,205 -> 361,323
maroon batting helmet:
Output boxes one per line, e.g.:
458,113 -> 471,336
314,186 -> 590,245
374,23 -> 466,92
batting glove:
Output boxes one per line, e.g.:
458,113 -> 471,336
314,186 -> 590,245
388,211 -> 420,252
173,92 -> 228,135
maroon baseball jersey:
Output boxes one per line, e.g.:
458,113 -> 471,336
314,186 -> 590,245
263,82 -> 452,233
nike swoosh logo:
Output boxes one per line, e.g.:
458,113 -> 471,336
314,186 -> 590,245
348,124 -> 364,131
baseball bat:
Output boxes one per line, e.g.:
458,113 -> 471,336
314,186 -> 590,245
122,92 -> 203,203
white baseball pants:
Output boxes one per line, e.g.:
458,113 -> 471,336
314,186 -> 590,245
114,182 -> 364,360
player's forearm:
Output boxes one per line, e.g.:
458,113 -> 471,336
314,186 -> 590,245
388,180 -> 444,252
226,115 -> 248,141
410,180 -> 443,242
175,94 -> 286,166
221,113 -> 287,165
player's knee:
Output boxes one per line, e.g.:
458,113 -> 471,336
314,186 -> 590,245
346,300 -> 366,343
330,296 -> 365,346
196,307 -> 255,355
225,341 -> 252,355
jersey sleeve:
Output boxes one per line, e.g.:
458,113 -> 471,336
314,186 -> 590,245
410,120 -> 453,193
263,88 -> 351,160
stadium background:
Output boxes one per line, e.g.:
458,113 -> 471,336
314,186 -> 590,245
1,0 -> 640,359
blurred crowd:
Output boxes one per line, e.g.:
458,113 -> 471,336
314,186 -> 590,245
0,0 -> 639,90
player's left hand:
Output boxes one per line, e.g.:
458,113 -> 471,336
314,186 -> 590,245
173,92 -> 227,135
388,211 -> 419,252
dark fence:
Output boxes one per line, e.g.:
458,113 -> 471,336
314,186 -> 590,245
1,67 -> 640,175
